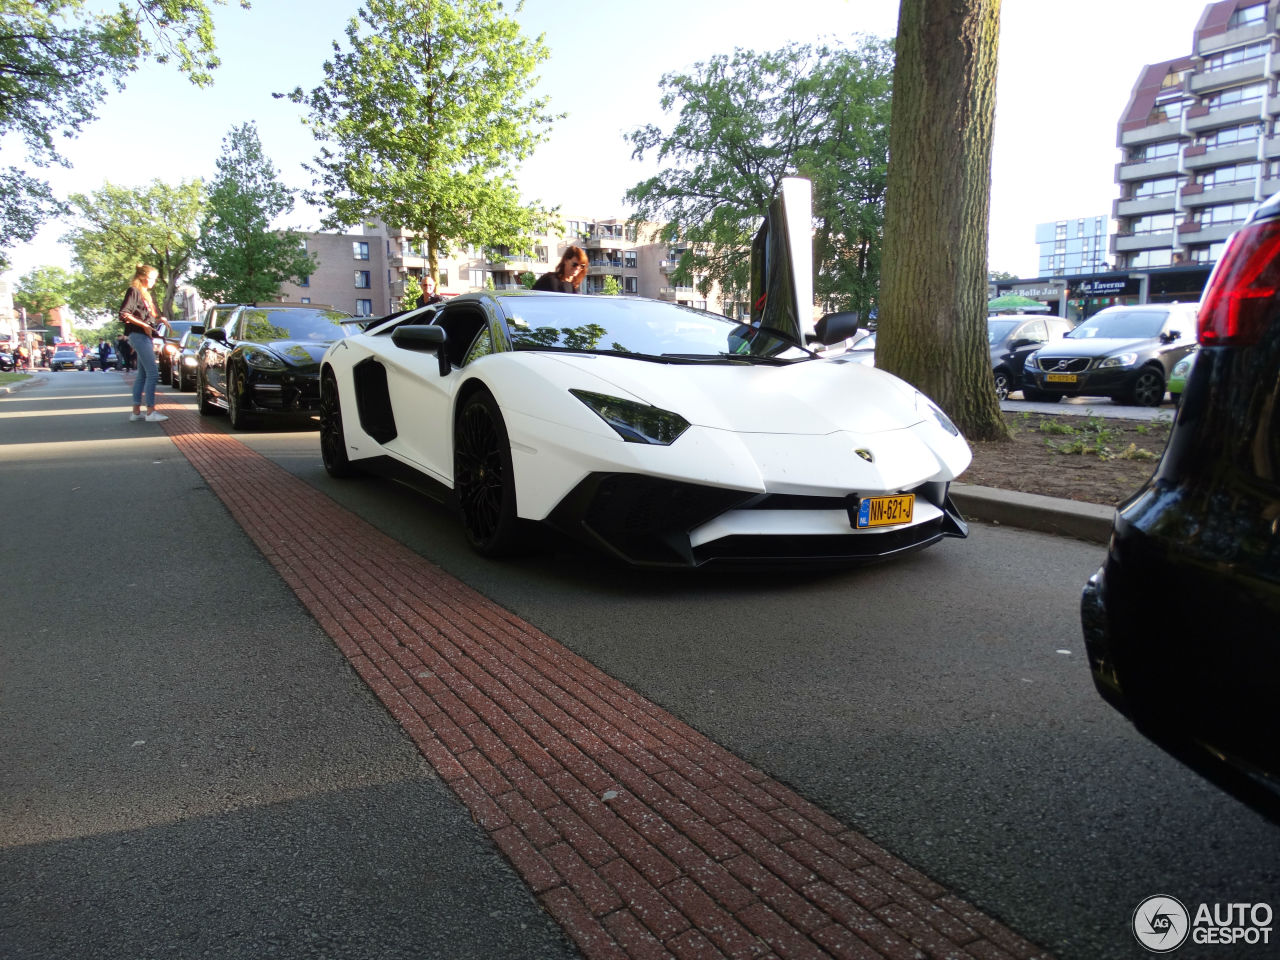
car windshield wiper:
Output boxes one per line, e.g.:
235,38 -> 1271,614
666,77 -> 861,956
513,345 -> 674,363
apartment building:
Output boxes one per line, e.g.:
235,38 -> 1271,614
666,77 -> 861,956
278,217 -> 732,317
1114,0 -> 1280,280
1035,215 -> 1112,276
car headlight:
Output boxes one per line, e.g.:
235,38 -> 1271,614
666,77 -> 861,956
1024,352 -> 1040,369
182,355 -> 198,367
570,389 -> 690,445
1098,353 -> 1137,369
915,392 -> 960,437
1172,358 -> 1192,377
243,348 -> 286,371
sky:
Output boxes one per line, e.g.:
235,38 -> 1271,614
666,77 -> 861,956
0,0 -> 1220,289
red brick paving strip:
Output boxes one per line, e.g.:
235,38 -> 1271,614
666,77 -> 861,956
158,405 -> 1054,960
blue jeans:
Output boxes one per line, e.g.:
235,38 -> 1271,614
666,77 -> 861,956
128,332 -> 158,408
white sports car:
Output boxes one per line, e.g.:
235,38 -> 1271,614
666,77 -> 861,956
319,182 -> 971,567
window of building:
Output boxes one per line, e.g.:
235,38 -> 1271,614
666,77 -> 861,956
1227,3 -> 1266,29
1131,176 -> 1179,199
1054,222 -> 1067,239
1150,98 -> 1187,123
1130,213 -> 1177,235
355,270 -> 371,288
468,268 -> 485,287
298,274 -> 309,287
1205,82 -> 1268,110
1188,241 -> 1227,263
300,297 -> 310,304
1202,41 -> 1269,72
1199,161 -> 1261,188
624,277 -> 638,294
353,241 -> 369,260
535,245 -> 549,262
1132,140 -> 1180,162
1193,200 -> 1256,225
1198,121 -> 1264,149
438,270 -> 449,287
1128,249 -> 1173,268
355,299 -> 373,316
624,251 -> 637,268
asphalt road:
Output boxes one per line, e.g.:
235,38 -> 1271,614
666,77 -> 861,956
4,372 -> 1277,960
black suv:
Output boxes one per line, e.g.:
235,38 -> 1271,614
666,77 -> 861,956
987,314 -> 1072,400
1081,196 -> 1280,822
197,302 -> 353,430
1021,303 -> 1197,406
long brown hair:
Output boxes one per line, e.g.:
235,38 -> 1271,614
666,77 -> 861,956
129,264 -> 159,317
555,245 -> 588,291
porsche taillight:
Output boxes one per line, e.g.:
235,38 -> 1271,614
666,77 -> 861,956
1199,217 -> 1280,346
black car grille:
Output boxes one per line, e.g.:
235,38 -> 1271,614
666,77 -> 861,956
1033,356 -> 1091,373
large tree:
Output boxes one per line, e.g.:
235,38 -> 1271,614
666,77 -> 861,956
191,122 -> 315,304
0,0 -> 240,268
280,0 -> 557,284
625,38 -> 893,318
63,178 -> 204,319
877,0 -> 1007,441
13,264 -> 76,317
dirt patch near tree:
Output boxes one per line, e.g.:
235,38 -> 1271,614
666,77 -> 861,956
961,411 -> 1175,507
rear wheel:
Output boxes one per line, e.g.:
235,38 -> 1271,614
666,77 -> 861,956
319,370 -> 357,478
1128,367 -> 1165,407
454,391 -> 524,556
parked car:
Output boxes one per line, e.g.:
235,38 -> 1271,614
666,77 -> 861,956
197,303 -> 354,429
318,179 -> 972,567
1167,347 -> 1197,404
1081,195 -> 1280,823
171,325 -> 205,391
49,345 -> 85,371
86,345 -> 119,371
156,319 -> 196,385
988,314 -> 1073,400
1021,303 -> 1197,406
0,349 -> 12,371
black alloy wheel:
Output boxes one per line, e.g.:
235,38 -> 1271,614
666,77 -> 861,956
319,370 -> 356,478
1128,367 -> 1166,407
197,364 -> 215,415
453,391 -> 523,556
226,364 -> 254,430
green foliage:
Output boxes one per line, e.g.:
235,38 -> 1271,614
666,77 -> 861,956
63,178 -> 205,320
1040,416 -> 1160,460
988,270 -> 1017,281
13,265 -> 76,315
192,122 -> 315,303
519,270 -> 536,290
625,38 -> 893,317
600,275 -> 620,296
0,0 -> 242,265
280,0 -> 559,284
401,274 -> 422,311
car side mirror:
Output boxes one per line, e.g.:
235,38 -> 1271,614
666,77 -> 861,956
1009,338 -> 1039,350
811,311 -> 861,346
191,324 -> 205,336
392,324 -> 450,376
205,328 -> 227,344
1161,329 -> 1181,343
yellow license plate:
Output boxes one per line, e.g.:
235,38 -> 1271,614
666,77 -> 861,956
1046,373 -> 1077,383
855,494 -> 914,528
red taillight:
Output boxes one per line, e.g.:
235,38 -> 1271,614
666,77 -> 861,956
1198,218 -> 1280,346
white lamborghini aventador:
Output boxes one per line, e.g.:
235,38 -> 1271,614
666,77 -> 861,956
318,180 -> 972,567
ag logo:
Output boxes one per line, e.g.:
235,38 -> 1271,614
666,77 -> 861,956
1133,895 -> 1190,953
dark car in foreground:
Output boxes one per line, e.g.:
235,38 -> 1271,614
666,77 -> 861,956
49,345 -> 85,371
198,303 -> 353,429
1022,303 -> 1197,405
1081,195 -> 1280,822
988,314 -> 1072,400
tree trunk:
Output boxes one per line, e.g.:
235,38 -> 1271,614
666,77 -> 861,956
878,0 -> 1008,442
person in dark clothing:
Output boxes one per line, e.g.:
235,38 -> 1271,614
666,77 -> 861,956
97,340 -> 110,371
532,245 -> 588,293
415,275 -> 444,308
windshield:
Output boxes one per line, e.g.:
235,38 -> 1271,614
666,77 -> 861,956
987,319 -> 1020,344
849,331 -> 876,351
499,295 -> 811,361
1068,309 -> 1167,340
239,307 -> 354,343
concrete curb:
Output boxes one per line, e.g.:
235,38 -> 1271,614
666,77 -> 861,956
0,374 -> 45,393
952,482 -> 1115,545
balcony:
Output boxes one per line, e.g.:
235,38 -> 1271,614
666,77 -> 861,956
659,259 -> 682,274
1115,195 -> 1178,218
1187,101 -> 1265,132
1189,60 -> 1267,95
1120,118 -> 1182,146
1179,181 -> 1258,207
1183,141 -> 1259,170
658,286 -> 695,300
1115,231 -> 1175,252
1117,156 -> 1179,182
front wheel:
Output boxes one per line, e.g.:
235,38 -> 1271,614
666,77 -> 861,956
1128,368 -> 1165,407
226,364 -> 255,430
197,364 -> 216,416
993,369 -> 1013,401
319,370 -> 357,478
454,391 -> 524,556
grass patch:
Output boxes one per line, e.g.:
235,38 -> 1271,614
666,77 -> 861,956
0,372 -> 32,387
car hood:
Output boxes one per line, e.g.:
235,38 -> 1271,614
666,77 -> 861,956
1037,336 -> 1159,357
536,353 -> 932,435
244,339 -> 332,368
